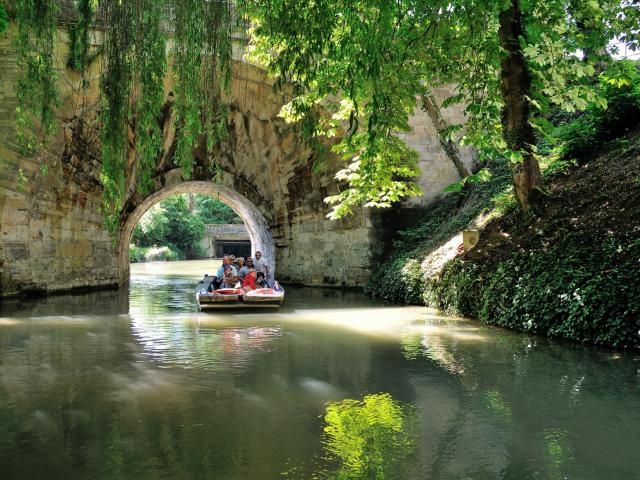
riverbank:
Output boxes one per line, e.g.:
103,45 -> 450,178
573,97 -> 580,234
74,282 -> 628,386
369,130 -> 640,349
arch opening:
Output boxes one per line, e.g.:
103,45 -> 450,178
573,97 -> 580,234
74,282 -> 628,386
119,182 -> 275,283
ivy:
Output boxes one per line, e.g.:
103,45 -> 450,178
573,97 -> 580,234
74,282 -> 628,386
14,0 -> 59,155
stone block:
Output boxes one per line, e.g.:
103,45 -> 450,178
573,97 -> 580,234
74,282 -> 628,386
463,230 -> 480,251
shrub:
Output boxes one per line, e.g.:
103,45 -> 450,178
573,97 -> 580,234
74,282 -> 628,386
129,244 -> 146,263
557,60 -> 640,160
143,246 -> 179,262
366,160 -> 512,303
129,245 -> 179,263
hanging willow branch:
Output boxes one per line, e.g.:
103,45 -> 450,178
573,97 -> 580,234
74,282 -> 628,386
67,0 -> 97,72
99,0 -> 135,234
97,0 -> 233,234
13,0 -> 234,234
14,0 -> 59,155
133,0 -> 167,196
172,0 -> 207,179
172,0 -> 233,178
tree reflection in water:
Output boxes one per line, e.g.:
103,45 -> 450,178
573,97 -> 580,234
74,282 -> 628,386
285,393 -> 416,479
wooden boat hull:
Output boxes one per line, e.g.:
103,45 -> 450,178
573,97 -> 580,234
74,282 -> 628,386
196,286 -> 285,310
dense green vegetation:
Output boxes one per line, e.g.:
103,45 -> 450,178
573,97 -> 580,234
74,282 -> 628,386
11,1 -> 639,226
244,0 -> 639,215
369,63 -> 640,349
0,4 -> 8,34
130,194 -> 241,263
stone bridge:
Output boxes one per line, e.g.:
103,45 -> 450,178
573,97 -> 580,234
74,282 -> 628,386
0,21 -> 472,296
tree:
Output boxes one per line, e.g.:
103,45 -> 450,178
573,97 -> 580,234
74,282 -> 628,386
194,194 -> 242,225
133,195 -> 206,259
10,0 -> 639,222
241,0 -> 638,214
498,0 -> 542,212
420,91 -> 470,179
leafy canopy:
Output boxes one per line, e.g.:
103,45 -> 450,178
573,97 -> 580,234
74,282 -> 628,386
242,0 -> 639,216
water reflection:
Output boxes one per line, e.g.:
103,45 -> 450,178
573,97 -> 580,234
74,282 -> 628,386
286,393 -> 416,480
0,260 -> 638,479
130,313 -> 283,372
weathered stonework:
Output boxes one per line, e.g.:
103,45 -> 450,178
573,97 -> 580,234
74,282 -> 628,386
0,22 -> 469,296
400,87 -> 475,203
200,224 -> 250,258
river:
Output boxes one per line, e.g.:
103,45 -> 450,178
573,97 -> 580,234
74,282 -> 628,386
0,260 -> 638,479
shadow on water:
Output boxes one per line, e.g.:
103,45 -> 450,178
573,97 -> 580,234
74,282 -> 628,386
0,287 -> 130,318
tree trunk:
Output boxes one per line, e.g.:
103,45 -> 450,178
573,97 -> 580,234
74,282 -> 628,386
420,92 -> 471,179
498,0 -> 542,213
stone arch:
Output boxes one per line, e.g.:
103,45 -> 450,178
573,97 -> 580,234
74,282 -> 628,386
119,181 -> 275,283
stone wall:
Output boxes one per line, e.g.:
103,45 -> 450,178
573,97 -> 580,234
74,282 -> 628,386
200,224 -> 250,258
0,21 -> 468,296
205,224 -> 250,241
0,25 -> 117,296
401,88 -> 475,204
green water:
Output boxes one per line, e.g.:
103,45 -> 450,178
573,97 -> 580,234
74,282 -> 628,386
0,260 -> 638,479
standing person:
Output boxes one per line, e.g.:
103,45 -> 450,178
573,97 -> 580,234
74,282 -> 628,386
253,250 -> 269,278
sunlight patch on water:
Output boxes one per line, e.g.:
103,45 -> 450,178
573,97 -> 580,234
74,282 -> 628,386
276,306 -> 476,340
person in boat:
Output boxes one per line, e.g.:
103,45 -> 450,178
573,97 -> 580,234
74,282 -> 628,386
220,265 -> 238,288
241,268 -> 258,292
236,257 -> 246,278
241,257 -> 254,278
216,255 -> 238,278
252,251 -> 269,287
211,255 -> 238,290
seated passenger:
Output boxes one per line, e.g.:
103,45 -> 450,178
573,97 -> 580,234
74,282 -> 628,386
220,265 -> 238,289
241,268 -> 258,292
236,258 -> 246,278
216,255 -> 238,278
242,258 -> 254,280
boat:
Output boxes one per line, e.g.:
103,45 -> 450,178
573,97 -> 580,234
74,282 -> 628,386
195,275 -> 285,310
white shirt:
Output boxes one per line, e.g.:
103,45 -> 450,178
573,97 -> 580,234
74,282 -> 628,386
252,257 -> 268,274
